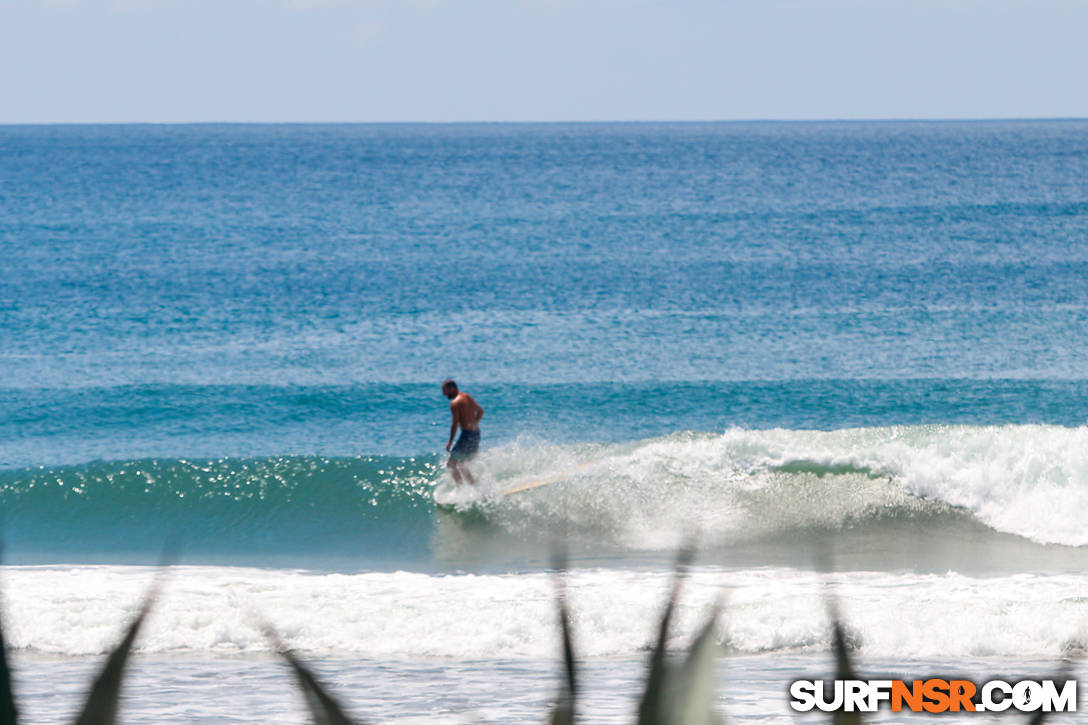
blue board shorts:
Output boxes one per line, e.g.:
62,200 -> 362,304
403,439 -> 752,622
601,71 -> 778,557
449,429 -> 480,461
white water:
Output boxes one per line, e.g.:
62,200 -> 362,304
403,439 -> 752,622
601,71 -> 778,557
3,564 -> 1086,660
439,425 -> 1088,548
14,652 -> 1084,724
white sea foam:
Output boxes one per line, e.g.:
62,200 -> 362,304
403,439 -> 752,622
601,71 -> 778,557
445,425 -> 1088,548
2,565 -> 1086,661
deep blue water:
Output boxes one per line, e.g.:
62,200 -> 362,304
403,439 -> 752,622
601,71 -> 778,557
3,121 -> 1088,565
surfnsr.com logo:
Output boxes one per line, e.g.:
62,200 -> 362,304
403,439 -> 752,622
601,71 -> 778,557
789,679 -> 1077,714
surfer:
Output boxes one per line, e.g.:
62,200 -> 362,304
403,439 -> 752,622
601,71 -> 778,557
442,379 -> 484,485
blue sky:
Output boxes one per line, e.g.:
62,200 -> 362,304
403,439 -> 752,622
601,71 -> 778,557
1,0 -> 1086,122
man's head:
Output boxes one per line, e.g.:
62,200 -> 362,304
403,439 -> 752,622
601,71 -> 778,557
442,379 -> 458,399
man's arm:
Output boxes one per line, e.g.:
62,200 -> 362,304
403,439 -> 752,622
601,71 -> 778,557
474,400 -> 484,424
447,405 -> 459,452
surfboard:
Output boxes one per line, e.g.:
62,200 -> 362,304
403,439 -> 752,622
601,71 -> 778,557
433,461 -> 597,507
500,461 -> 597,497
501,475 -> 564,496
433,477 -> 554,507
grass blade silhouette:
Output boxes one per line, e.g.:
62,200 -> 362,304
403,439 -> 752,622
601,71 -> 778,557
1027,655 -> 1078,725
668,604 -> 723,725
637,545 -> 695,725
263,627 -> 362,725
0,607 -> 14,725
818,545 -> 862,725
825,591 -> 862,725
0,541 -> 17,725
549,550 -> 577,725
71,586 -> 158,725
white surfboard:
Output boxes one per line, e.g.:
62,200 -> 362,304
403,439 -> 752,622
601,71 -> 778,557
433,460 -> 598,507
500,461 -> 597,497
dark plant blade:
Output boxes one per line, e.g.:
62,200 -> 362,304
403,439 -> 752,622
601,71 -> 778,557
637,545 -> 695,725
825,592 -> 862,725
829,618 -> 857,683
668,604 -> 723,725
71,586 -> 158,725
549,549 -> 577,725
1027,657 -> 1078,725
264,627 -> 361,725
0,610 -> 14,725
0,541 -> 17,725
281,649 -> 361,725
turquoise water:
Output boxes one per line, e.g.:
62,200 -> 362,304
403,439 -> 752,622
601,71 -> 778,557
4,122 -> 1088,567
4,121 -> 1088,723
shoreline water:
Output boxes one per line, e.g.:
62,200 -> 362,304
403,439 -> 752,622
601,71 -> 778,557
5,561 -> 1087,722
10,653 -> 1087,724
4,565 -> 1086,659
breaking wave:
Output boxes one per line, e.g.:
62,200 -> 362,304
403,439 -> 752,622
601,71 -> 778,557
2,424 -> 1086,567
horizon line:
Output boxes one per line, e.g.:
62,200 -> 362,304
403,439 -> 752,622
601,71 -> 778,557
2,116 -> 1088,127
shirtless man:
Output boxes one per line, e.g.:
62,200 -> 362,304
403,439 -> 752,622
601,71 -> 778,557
442,379 -> 484,485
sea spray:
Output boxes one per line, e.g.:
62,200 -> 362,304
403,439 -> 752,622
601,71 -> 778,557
4,425 -> 1088,567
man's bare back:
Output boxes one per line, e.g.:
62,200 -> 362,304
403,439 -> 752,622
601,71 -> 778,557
450,392 -> 483,431
441,379 -> 483,485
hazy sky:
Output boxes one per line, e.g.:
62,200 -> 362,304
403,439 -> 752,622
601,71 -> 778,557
1,0 -> 1086,123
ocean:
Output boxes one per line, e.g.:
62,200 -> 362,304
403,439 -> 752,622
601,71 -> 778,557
2,121 -> 1087,722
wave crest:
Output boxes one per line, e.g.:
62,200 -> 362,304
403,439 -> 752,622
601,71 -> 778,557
444,425 -> 1088,549
3,424 -> 1086,565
